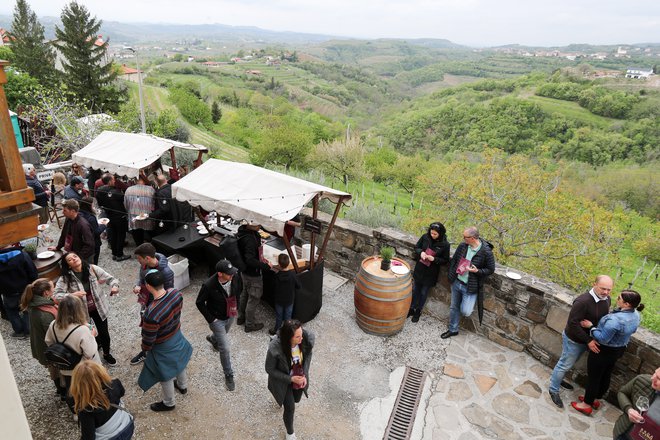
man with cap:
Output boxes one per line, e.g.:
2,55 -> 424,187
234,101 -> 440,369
195,259 -> 243,391
23,164 -> 50,224
64,176 -> 85,201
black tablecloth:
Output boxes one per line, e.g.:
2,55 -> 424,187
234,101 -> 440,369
151,223 -> 209,260
263,260 -> 324,323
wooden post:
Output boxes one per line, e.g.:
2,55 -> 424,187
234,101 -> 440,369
281,231 -> 300,273
317,195 -> 346,262
309,194 -> 319,269
169,147 -> 178,173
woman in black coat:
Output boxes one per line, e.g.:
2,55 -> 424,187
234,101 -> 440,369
265,319 -> 315,440
409,222 -> 450,322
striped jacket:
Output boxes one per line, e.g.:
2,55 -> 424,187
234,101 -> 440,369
123,184 -> 155,231
54,265 -> 119,321
141,288 -> 183,352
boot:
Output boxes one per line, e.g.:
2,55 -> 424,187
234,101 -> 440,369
407,308 -> 416,318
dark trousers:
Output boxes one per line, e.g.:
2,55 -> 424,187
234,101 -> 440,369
89,309 -> 111,354
1,293 -> 29,334
584,345 -> 625,404
129,229 -> 151,247
410,282 -> 431,313
283,385 -> 304,435
108,217 -> 127,257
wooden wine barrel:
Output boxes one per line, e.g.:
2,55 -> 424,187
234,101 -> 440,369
34,249 -> 63,281
354,256 -> 412,336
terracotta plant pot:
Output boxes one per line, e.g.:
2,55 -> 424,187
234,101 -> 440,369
380,259 -> 391,271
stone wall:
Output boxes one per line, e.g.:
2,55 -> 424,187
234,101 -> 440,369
302,210 -> 660,396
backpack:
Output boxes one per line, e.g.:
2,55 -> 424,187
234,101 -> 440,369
45,324 -> 83,370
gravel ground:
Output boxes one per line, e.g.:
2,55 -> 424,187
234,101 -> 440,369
4,224 -> 450,440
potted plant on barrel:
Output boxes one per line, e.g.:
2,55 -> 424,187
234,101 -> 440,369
380,246 -> 394,271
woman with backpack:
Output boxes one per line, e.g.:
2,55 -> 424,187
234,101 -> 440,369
55,252 -> 120,366
20,278 -> 65,400
45,295 -> 100,417
70,360 -> 134,440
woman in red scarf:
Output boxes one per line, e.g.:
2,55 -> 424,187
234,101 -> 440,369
20,278 -> 64,399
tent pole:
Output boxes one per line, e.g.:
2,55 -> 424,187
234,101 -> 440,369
282,232 -> 300,273
318,195 -> 345,262
309,194 -> 319,269
169,148 -> 178,175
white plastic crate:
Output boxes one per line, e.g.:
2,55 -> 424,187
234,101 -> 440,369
167,254 -> 190,291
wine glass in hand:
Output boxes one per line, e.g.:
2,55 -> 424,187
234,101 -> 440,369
636,396 -> 650,423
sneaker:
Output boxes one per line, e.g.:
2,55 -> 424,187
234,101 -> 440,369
225,375 -> 235,391
549,391 -> 564,408
244,323 -> 264,333
174,380 -> 187,395
407,309 -> 415,318
73,414 -> 78,422
285,433 -> 297,440
268,327 -> 277,336
411,314 -> 420,323
130,351 -> 146,365
206,335 -> 219,351
115,254 -> 131,262
441,330 -> 459,339
150,401 -> 175,412
103,353 -> 117,366
236,317 -> 245,326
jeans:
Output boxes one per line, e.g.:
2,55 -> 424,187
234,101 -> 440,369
238,273 -> 263,326
2,293 -> 29,335
274,303 -> 294,333
161,368 -> 188,407
448,280 -> 477,333
283,385 -> 304,435
209,318 -> 234,377
410,283 -> 431,312
549,331 -> 588,393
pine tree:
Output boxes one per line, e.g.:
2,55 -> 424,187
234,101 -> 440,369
53,1 -> 119,111
211,101 -> 221,123
9,0 -> 56,82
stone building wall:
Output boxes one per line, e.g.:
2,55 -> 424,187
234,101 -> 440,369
301,210 -> 660,395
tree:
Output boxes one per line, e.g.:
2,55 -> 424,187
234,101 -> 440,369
211,101 -> 221,123
311,135 -> 370,185
249,116 -> 314,170
54,1 -> 119,111
5,68 -> 44,109
9,0 -> 56,83
413,149 -> 622,289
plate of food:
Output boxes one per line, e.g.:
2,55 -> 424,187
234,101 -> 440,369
37,224 -> 50,231
98,218 -> 110,225
391,265 -> 409,275
134,213 -> 149,221
37,251 -> 55,260
505,271 -> 522,280
197,228 -> 209,235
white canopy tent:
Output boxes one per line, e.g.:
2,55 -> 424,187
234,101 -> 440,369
171,159 -> 351,236
72,131 -> 207,179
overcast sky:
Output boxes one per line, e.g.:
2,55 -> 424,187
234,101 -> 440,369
2,0 -> 659,46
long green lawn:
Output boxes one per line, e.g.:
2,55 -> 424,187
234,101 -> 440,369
525,95 -> 619,128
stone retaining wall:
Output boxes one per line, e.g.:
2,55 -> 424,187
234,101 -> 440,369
301,210 -> 660,396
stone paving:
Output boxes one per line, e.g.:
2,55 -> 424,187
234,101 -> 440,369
417,330 -> 620,440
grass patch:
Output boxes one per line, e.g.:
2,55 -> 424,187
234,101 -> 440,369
525,95 -> 619,128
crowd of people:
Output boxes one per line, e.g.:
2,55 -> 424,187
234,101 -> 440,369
0,165 -> 655,439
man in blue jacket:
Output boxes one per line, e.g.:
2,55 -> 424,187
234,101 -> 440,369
130,243 -> 174,365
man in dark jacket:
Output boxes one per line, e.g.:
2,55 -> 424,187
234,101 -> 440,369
49,199 -> 95,263
548,275 -> 613,408
96,174 -> 130,261
149,174 -> 173,235
196,260 -> 243,391
236,223 -> 271,332
23,164 -> 50,224
0,245 -> 38,337
63,176 -> 85,201
442,226 -> 496,339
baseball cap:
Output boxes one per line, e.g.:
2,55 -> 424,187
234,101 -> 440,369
71,176 -> 84,185
216,260 -> 238,275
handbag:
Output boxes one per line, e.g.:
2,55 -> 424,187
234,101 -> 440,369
291,362 -> 305,390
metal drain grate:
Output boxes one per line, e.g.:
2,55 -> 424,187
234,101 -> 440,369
383,366 -> 427,440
